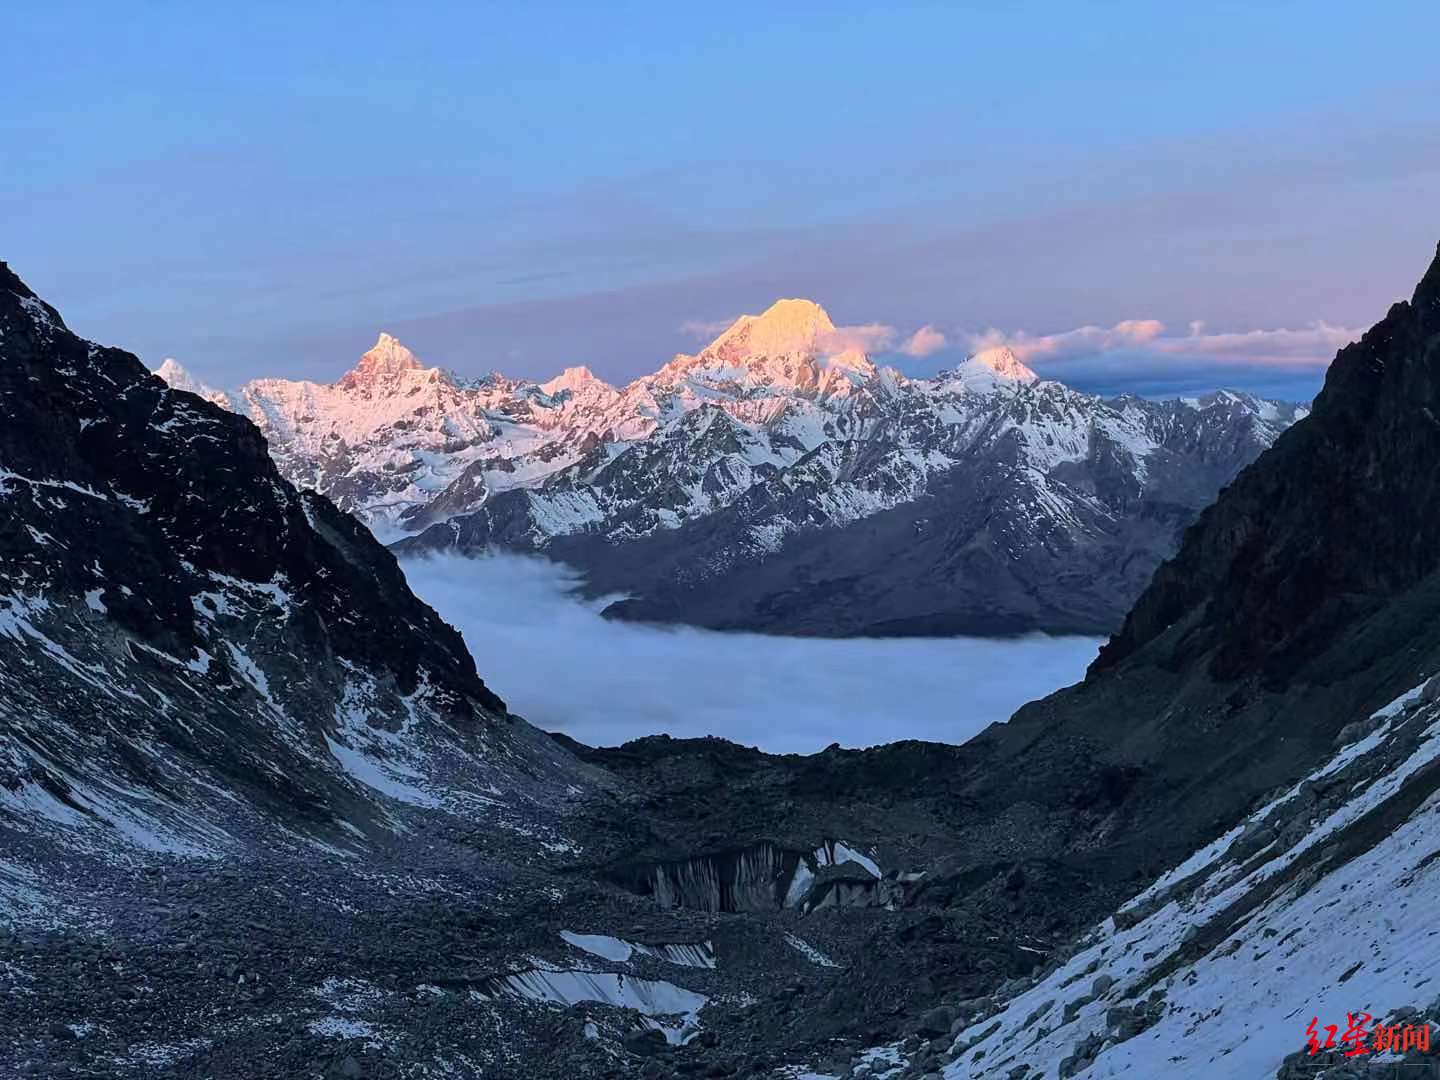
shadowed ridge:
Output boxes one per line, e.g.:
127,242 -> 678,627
1092,240 -> 1440,685
0,260 -> 65,329
0,260 -> 512,845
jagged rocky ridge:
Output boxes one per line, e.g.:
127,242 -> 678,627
159,301 -> 1305,637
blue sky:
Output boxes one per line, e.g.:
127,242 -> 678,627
4,1 -> 1438,399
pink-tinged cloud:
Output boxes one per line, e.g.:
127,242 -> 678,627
966,319 -> 1360,368
818,322 -> 897,355
966,320 -> 1164,363
900,325 -> 947,357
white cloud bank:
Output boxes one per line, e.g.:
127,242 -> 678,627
817,322 -> 897,355
900,324 -> 947,357
400,553 -> 1101,755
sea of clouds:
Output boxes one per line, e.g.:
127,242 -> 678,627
400,553 -> 1102,755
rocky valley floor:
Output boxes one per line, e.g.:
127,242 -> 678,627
0,747 -> 1048,1080
14,666 -> 1440,1080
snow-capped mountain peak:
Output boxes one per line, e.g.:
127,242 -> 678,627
706,298 -> 837,363
942,345 -> 1040,391
658,298 -> 877,397
970,344 -> 1038,381
152,357 -> 233,408
153,356 -> 194,385
338,331 -> 430,387
815,346 -> 879,395
540,364 -> 615,398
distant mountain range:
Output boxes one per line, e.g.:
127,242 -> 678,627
158,298 -> 1306,636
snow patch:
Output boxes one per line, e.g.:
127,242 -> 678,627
484,967 -> 709,1045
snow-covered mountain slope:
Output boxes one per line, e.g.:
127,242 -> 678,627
939,677 -> 1440,1079
161,298 -> 1306,637
547,381 -> 1306,637
0,261 -> 585,872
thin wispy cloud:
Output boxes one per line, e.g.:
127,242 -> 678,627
966,320 -> 1164,362
400,553 -> 1100,755
679,317 -> 738,340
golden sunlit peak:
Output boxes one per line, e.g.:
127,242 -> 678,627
706,298 -> 837,359
341,332 -> 428,384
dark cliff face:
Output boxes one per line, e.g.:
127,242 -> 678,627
1094,243 -> 1440,684
0,262 -> 501,715
0,263 -> 510,843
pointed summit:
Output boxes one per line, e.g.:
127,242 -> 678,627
154,358 -> 232,407
339,332 -> 428,387
657,298 -> 887,397
540,365 -> 615,398
1414,239 -> 1440,310
155,357 -> 197,387
969,345 -> 1039,382
943,345 -> 1040,391
705,298 -> 837,363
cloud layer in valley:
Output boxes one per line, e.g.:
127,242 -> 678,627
400,553 -> 1101,755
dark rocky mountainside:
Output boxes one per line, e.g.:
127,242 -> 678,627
0,261 -> 517,849
1098,246 -> 1440,683
0,265 -> 634,1078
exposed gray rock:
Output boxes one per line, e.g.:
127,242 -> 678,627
1058,1032 -> 1106,1078
917,1007 -> 955,1038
